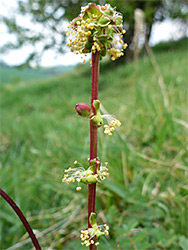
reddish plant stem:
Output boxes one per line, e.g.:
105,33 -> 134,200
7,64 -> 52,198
0,188 -> 41,250
88,51 -> 100,250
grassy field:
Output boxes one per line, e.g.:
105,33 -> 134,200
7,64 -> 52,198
0,39 -> 188,250
0,65 -> 74,85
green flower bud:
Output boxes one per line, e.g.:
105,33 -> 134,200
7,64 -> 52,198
89,213 -> 97,228
90,100 -> 103,127
90,114 -> 103,127
80,169 -> 93,184
92,100 -> 100,114
115,16 -> 123,26
103,8 -> 114,16
80,176 -> 87,184
87,175 -> 99,184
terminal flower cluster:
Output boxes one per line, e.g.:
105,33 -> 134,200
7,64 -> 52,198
81,213 -> 109,247
66,3 -> 127,62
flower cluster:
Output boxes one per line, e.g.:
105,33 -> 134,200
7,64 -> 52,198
62,159 -> 109,190
102,114 -> 121,136
81,213 -> 109,247
66,3 -> 127,63
75,100 -> 121,136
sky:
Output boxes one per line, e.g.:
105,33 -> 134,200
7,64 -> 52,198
0,0 -> 187,67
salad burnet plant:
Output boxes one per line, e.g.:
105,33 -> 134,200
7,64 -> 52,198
62,3 -> 127,249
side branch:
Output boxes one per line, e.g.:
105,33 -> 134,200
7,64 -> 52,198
0,188 -> 41,250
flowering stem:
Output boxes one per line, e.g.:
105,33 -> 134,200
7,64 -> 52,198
0,188 -> 41,250
88,51 -> 100,249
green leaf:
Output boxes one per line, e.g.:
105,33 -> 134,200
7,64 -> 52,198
106,205 -> 120,222
132,231 -> 151,250
104,181 -> 126,198
141,207 -> 165,221
179,236 -> 188,250
155,120 -> 168,150
127,219 -> 139,232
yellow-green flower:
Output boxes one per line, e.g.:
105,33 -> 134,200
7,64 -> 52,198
66,3 -> 127,62
62,159 -> 109,189
80,213 -> 109,247
89,100 -> 121,135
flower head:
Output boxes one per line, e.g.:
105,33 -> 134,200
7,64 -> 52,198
102,114 -> 121,136
62,159 -> 109,189
80,213 -> 109,247
66,3 -> 127,62
90,100 -> 103,127
88,100 -> 121,135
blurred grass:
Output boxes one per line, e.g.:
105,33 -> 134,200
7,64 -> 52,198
0,66 -> 74,85
0,67 -> 53,85
0,38 -> 188,250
